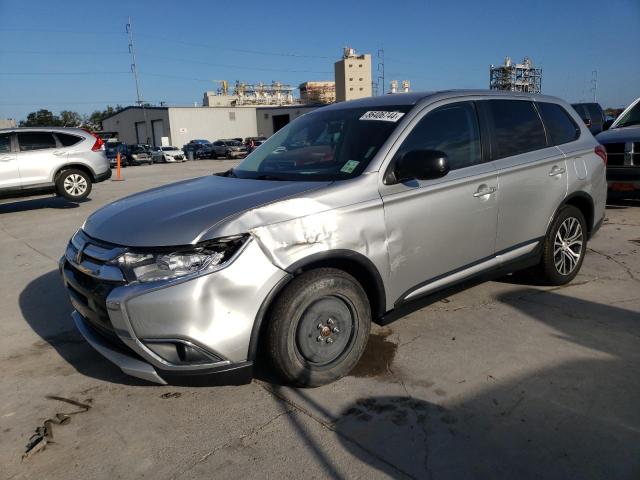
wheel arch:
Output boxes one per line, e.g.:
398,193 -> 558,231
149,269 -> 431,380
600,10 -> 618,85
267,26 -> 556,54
561,191 -> 595,236
247,249 -> 386,361
54,163 -> 96,183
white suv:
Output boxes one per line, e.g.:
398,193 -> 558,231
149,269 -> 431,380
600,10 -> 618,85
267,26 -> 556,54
0,127 -> 110,201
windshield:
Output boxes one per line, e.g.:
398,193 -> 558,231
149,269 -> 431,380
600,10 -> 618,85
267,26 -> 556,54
234,105 -> 411,181
613,101 -> 640,128
161,146 -> 178,151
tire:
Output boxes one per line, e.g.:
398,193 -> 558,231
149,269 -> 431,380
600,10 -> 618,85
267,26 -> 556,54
56,169 -> 92,201
265,268 -> 371,387
534,205 -> 587,285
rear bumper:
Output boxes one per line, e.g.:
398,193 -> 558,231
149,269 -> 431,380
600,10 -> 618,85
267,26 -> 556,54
95,169 -> 112,183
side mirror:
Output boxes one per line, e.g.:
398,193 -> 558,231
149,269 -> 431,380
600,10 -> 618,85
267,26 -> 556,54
582,118 -> 592,128
603,119 -> 614,131
388,149 -> 450,184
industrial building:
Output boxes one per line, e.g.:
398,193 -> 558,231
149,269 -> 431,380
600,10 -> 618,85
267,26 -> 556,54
102,104 -> 319,147
334,47 -> 372,102
203,80 -> 297,107
299,81 -> 336,104
0,118 -> 16,129
489,56 -> 542,94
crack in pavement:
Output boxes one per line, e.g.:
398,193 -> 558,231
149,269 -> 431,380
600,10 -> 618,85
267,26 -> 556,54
587,247 -> 639,282
0,224 -> 58,264
256,381 -> 415,479
170,408 -> 294,480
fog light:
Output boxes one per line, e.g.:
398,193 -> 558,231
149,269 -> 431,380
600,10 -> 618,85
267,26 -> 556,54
143,340 -> 221,365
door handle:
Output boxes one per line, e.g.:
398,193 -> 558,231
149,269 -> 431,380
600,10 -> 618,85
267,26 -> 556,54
473,186 -> 497,197
549,166 -> 566,176
53,150 -> 66,156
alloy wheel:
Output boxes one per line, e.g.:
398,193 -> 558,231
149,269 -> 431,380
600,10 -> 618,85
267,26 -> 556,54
63,174 -> 88,197
553,217 -> 583,275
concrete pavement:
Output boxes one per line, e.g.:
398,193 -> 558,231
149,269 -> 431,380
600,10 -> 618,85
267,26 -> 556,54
1,160 -> 639,479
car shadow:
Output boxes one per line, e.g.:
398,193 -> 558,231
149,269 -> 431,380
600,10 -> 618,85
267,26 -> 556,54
323,290 -> 640,479
19,269 -> 149,385
0,196 -> 81,213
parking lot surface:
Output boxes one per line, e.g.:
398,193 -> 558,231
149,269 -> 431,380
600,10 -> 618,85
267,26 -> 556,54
1,160 -> 639,479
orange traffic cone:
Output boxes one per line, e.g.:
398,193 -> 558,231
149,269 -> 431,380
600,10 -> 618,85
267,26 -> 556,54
112,152 -> 125,181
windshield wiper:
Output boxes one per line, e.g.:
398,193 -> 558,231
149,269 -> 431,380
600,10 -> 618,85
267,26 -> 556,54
216,168 -> 236,177
255,174 -> 285,181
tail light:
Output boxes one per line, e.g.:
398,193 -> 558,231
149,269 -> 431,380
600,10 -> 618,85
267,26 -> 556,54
595,145 -> 607,165
82,129 -> 105,152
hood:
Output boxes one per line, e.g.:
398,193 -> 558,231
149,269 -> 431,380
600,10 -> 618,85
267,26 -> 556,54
596,125 -> 640,144
83,175 -> 329,247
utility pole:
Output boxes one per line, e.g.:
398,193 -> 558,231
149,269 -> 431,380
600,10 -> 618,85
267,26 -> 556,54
377,48 -> 385,96
590,70 -> 598,102
126,16 -> 149,144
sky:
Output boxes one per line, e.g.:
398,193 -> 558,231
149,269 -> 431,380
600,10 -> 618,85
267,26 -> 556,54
0,0 -> 638,122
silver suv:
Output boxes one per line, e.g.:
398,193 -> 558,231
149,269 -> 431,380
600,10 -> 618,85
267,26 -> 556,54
0,127 -> 110,201
59,91 -> 606,387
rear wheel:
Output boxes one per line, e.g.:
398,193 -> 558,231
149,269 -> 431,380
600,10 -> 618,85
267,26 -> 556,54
266,268 -> 371,387
534,205 -> 587,285
56,169 -> 92,201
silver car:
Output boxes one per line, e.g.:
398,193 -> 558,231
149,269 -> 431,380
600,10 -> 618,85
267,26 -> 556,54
59,91 -> 606,387
0,127 -> 110,201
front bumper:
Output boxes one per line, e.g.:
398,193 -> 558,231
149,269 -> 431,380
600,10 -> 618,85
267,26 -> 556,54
59,235 -> 288,385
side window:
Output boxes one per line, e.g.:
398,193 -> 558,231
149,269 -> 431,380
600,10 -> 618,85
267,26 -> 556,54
537,102 -> 580,145
399,102 -> 482,170
17,132 -> 56,152
56,133 -> 82,147
0,133 -> 11,153
487,100 -> 547,158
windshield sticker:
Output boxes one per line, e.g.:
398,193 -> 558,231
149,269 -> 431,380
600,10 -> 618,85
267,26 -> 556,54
340,160 -> 360,173
360,111 -> 405,122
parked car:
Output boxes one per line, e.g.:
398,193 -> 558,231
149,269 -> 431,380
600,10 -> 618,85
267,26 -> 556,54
0,127 -> 110,201
183,140 -> 214,159
106,142 -> 129,167
571,102 -> 606,135
127,144 -> 153,166
212,139 -> 247,159
151,146 -> 186,163
596,96 -> 640,197
59,90 -> 606,387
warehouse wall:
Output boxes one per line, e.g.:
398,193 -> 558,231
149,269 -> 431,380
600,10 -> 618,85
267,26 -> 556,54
168,107 -> 258,147
256,106 -> 319,137
102,108 -> 170,146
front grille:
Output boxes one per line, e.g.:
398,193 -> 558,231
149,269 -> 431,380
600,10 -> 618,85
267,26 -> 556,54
604,143 -> 627,166
174,155 -> 184,160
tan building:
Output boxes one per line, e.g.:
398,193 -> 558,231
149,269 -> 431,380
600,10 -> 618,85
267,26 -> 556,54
299,81 -> 336,104
334,47 -> 372,102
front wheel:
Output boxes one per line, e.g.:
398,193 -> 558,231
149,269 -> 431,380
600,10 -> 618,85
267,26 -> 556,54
265,268 -> 371,387
534,205 -> 587,285
56,169 -> 92,201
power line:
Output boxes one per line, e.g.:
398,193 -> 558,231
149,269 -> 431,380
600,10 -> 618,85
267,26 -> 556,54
0,50 -> 128,55
0,71 -> 131,75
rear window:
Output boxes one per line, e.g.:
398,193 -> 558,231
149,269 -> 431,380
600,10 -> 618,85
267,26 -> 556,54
56,132 -> 82,147
586,104 -> 603,123
571,104 -> 587,119
17,132 -> 57,152
537,102 -> 580,146
0,133 -> 11,153
487,100 -> 548,158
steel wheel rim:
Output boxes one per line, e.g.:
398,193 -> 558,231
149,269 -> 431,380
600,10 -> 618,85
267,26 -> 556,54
553,217 -> 583,275
295,295 -> 357,367
63,174 -> 87,196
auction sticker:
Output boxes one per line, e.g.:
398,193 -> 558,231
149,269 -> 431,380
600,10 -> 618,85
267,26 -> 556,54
360,111 -> 405,122
340,160 -> 360,173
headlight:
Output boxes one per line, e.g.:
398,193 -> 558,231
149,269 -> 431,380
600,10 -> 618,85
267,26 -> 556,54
112,234 -> 249,283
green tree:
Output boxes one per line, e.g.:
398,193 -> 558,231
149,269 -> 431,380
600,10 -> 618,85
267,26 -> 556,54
19,109 -> 63,127
59,110 -> 82,127
86,104 -> 124,130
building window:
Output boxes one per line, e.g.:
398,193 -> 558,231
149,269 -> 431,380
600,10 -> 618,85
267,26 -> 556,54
350,87 -> 353,91
359,78 -> 363,81
264,113 -> 269,119
229,112 -> 236,121
359,64 -> 363,67
359,87 -> 363,91
349,78 -> 353,81
349,64 -> 353,67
